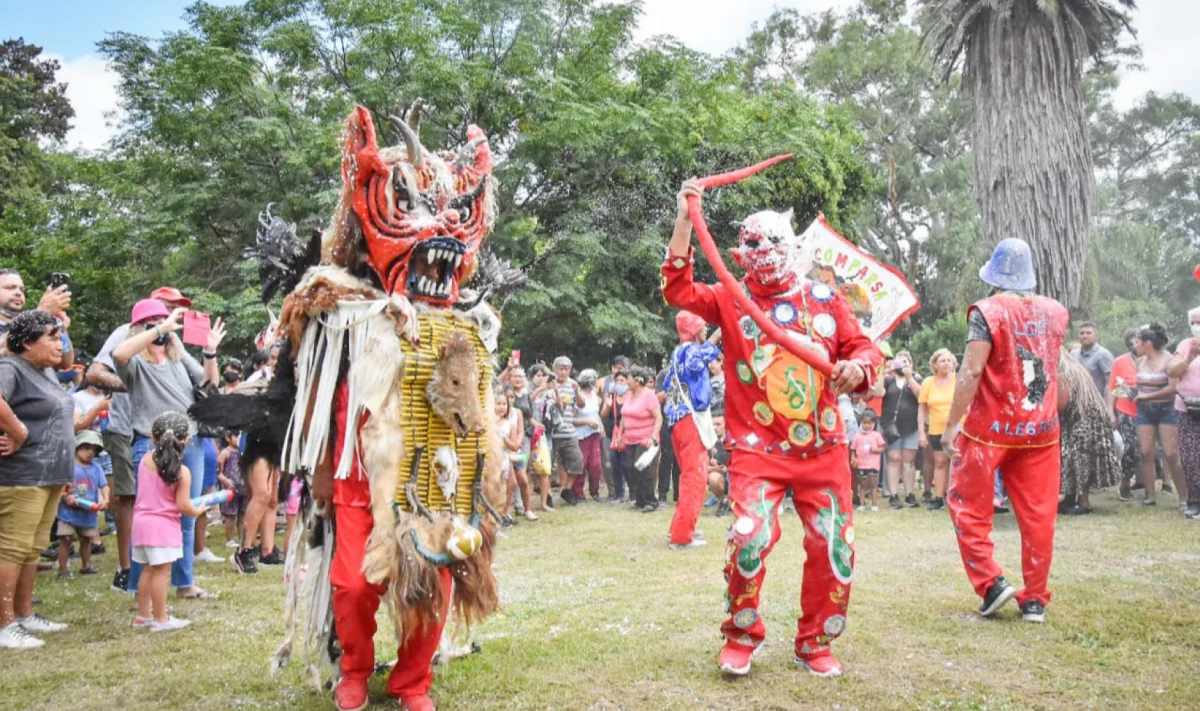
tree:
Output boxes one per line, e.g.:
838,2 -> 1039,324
734,2 -> 987,335
922,0 -> 1135,309
89,0 -> 870,365
0,38 -> 74,215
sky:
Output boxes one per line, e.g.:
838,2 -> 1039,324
3,0 -> 1198,151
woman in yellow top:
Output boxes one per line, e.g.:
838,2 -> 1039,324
918,349 -> 957,511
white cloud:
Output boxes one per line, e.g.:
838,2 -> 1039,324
1113,2 -> 1200,108
632,0 -> 825,52
51,54 -> 122,152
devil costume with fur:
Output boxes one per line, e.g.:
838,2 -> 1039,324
195,103 -> 508,711
663,191 -> 882,677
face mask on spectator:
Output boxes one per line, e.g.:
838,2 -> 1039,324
223,370 -> 240,383
614,384 -> 628,395
1191,324 -> 1200,339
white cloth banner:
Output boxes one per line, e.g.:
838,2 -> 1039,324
801,216 -> 920,342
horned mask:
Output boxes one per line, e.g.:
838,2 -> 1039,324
729,209 -> 809,287
336,102 -> 496,306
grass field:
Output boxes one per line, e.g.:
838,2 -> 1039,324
4,489 -> 1199,711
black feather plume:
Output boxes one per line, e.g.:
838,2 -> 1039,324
248,204 -> 321,304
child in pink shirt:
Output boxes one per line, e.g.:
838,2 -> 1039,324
852,412 -> 886,511
132,412 -> 209,632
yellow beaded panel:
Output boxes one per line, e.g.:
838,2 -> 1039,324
394,314 -> 493,515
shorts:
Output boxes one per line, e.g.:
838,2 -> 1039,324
132,545 -> 183,566
0,486 -> 63,565
552,436 -> 585,476
855,468 -> 880,480
104,430 -> 136,497
887,431 -> 919,451
928,434 -> 943,452
57,522 -> 99,539
221,494 -> 247,518
202,438 -> 219,490
1137,400 -> 1179,427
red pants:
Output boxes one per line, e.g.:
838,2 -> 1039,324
947,437 -> 1060,606
331,502 -> 451,697
721,447 -> 855,659
571,434 -> 603,499
668,415 -> 709,545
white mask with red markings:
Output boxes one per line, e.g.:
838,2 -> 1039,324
729,209 -> 809,287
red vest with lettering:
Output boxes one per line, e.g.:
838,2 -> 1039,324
962,293 -> 1068,448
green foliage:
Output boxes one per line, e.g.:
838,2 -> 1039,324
897,311 -> 967,372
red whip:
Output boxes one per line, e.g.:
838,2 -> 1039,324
687,154 -> 834,376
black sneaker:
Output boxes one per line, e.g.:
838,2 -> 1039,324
979,576 -> 1016,617
1162,484 -> 1174,495
560,490 -> 576,507
641,504 -> 658,513
91,543 -> 105,555
259,549 -> 285,566
1118,488 -> 1132,502
922,490 -> 933,504
715,499 -> 731,517
928,498 -> 945,511
591,494 -> 603,503
232,548 -> 259,574
889,495 -> 902,509
1020,600 -> 1046,623
905,493 -> 919,508
110,568 -> 130,593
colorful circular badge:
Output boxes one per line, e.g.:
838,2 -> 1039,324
739,315 -> 759,340
771,301 -> 798,327
734,608 -> 759,629
844,525 -> 855,546
753,401 -> 775,426
821,407 -> 839,431
823,614 -> 846,637
736,360 -> 755,384
789,421 -> 814,447
811,283 -> 834,302
813,313 -> 837,338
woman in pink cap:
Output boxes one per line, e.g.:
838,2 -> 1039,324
112,301 -> 226,601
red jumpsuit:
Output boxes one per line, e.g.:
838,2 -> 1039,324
948,294 -> 1068,607
330,383 -> 450,699
662,249 -> 881,661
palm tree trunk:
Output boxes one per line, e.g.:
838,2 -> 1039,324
966,0 -> 1095,308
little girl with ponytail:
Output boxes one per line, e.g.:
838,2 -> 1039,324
131,412 -> 209,632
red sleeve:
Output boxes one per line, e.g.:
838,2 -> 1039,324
661,247 -> 721,324
830,291 -> 883,394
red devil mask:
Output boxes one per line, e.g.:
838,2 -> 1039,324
340,103 -> 494,306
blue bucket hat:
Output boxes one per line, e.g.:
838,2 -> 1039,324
979,238 -> 1036,291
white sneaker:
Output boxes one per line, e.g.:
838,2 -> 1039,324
855,505 -> 866,511
150,616 -> 191,632
0,622 -> 43,650
668,539 -> 708,550
132,616 -> 152,629
195,548 -> 223,563
871,506 -> 879,512
17,613 -> 67,633
524,511 -> 539,521
224,540 -> 239,548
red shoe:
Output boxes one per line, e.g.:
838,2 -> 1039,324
398,694 -> 435,711
335,678 -> 369,711
795,652 -> 844,678
717,642 -> 758,676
